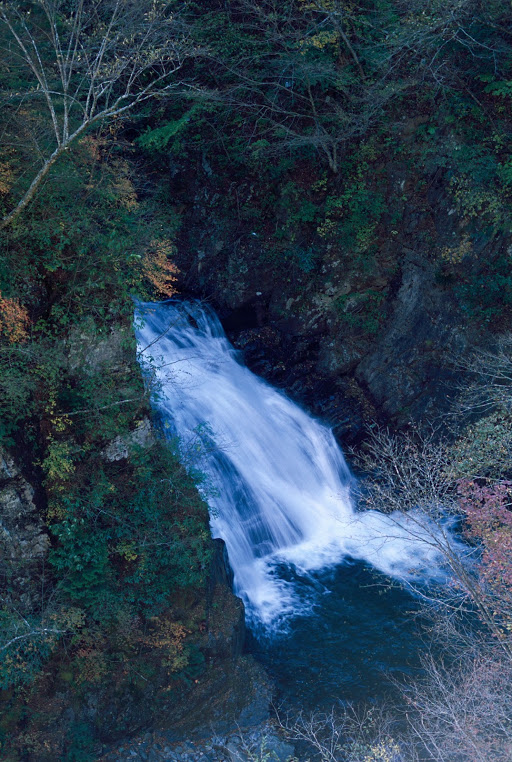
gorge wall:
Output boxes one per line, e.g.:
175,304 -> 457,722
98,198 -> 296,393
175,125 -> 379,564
156,151 -> 505,443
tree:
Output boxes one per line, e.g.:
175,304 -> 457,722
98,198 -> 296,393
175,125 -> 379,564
171,0 -> 511,174
275,704 -> 414,762
0,291 -> 28,342
355,425 -> 512,658
0,0 -> 197,229
452,334 -> 512,415
191,0 -> 399,173
403,645 -> 512,762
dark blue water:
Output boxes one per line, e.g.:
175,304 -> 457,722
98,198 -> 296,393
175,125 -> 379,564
248,560 -> 426,712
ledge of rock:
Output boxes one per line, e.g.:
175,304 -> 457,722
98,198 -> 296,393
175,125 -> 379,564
0,449 -> 49,613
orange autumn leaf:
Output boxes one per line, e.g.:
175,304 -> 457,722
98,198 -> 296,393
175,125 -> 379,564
78,135 -> 105,163
0,292 -> 29,343
143,239 -> 179,298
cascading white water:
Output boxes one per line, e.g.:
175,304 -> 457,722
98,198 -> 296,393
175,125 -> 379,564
135,300 -> 450,628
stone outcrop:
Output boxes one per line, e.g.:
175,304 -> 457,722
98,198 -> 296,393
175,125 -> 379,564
207,540 -> 245,659
101,722 -> 294,762
354,249 -> 475,422
67,323 -> 133,375
0,449 -> 49,612
104,417 -> 155,461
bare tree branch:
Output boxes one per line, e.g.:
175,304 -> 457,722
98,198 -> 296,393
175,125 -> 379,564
0,0 -> 201,228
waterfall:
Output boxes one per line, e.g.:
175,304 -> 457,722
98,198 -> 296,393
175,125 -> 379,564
135,300 -> 450,629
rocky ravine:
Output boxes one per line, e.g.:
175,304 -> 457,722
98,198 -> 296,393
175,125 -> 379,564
165,160 -> 504,442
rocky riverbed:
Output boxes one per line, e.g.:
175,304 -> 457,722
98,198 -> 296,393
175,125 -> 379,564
101,724 -> 295,762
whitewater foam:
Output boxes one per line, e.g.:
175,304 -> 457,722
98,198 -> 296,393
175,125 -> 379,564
135,300 -> 452,628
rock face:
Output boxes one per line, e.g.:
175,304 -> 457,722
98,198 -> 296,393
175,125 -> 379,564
67,323 -> 133,374
104,417 -> 156,461
207,540 -> 245,660
101,721 -> 294,762
355,250 -> 474,422
220,252 -> 481,434
176,233 -> 493,437
0,449 -> 49,612
165,652 -> 273,741
165,161 -> 505,438
166,541 -> 271,739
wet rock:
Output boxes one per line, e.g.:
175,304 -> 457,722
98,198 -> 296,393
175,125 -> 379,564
102,724 -> 295,762
264,736 -> 295,762
231,326 -> 368,443
0,450 -> 19,480
317,337 -> 369,375
225,739 -> 245,762
164,655 -> 272,741
210,539 -> 235,590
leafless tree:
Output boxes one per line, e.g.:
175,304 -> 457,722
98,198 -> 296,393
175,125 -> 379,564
275,704 -> 415,762
450,334 -> 512,415
353,426 -> 466,595
402,643 -> 512,762
354,426 -> 455,518
353,425 -> 512,660
0,0 -> 198,229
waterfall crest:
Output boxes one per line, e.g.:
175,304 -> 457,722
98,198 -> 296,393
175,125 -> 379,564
135,300 -> 449,628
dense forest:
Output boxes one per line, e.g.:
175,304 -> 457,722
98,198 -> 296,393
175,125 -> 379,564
1,1 -> 512,760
